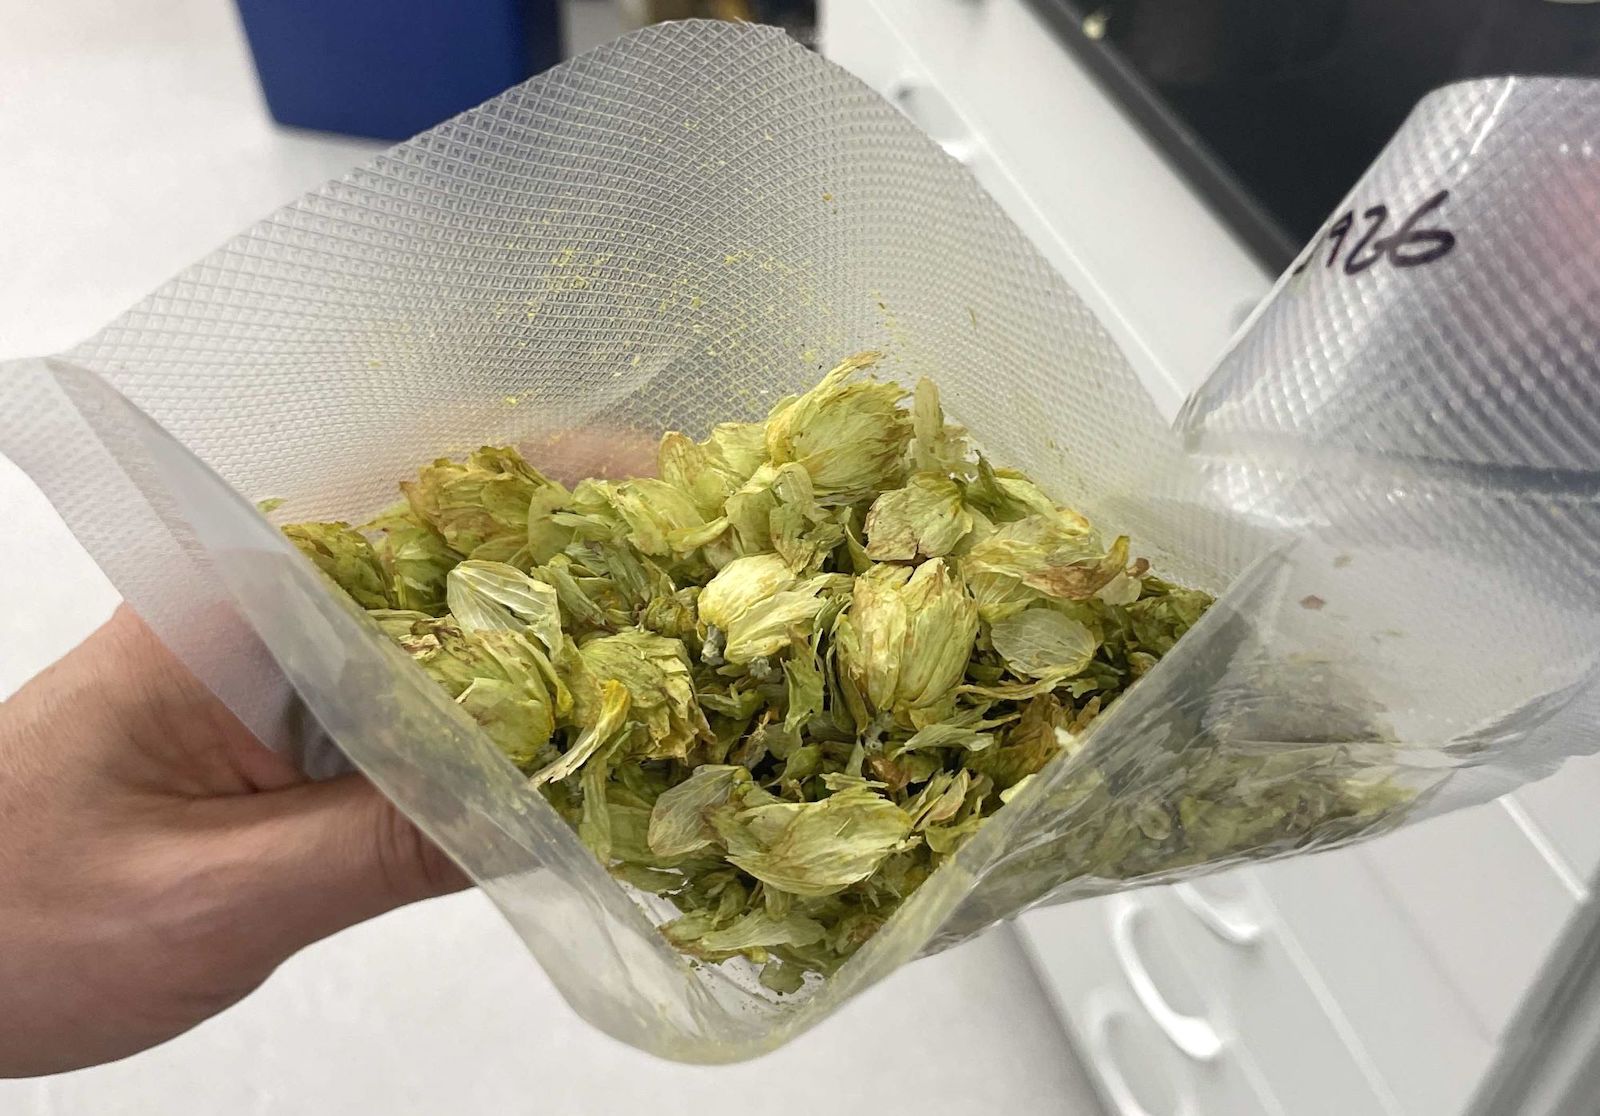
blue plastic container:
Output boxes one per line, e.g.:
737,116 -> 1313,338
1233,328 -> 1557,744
235,0 -> 563,140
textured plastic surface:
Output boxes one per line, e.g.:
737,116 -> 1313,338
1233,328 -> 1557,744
3,26 -> 1598,1060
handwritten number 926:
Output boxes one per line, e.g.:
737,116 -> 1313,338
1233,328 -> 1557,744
1290,189 -> 1456,278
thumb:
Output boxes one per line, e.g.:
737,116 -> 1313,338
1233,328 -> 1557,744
206,774 -> 469,963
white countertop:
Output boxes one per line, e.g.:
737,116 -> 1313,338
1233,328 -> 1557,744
0,0 -> 1101,1111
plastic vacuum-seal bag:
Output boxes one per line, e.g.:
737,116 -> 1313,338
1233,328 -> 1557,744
4,20 -> 1599,1060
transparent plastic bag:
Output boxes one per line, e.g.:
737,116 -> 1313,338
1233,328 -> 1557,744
5,23 -> 1599,1060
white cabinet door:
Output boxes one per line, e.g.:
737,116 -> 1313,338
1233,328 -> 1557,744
1350,805 -> 1581,1037
821,0 -> 1270,414
1254,851 -> 1496,1116
1022,893 -> 1285,1116
820,3 -> 1595,1114
1506,752 -> 1600,892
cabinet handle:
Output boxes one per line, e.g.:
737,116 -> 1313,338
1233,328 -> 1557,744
1173,880 -> 1266,946
1109,896 -> 1225,1061
885,76 -> 980,166
1085,998 -> 1198,1116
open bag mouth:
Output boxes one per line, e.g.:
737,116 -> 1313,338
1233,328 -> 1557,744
7,22 -> 1600,1062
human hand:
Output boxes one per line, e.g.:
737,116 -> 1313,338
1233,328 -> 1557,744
0,607 -> 467,1077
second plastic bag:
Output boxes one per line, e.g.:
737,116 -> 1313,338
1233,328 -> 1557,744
5,23 -> 1600,1061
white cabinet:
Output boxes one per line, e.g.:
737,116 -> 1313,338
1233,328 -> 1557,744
1252,849 -> 1495,1116
822,0 -> 1269,417
821,2 -> 1598,1113
1507,751 -> 1600,889
1352,805 -> 1580,1036
1022,892 -> 1287,1116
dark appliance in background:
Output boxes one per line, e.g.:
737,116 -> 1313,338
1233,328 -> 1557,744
1027,0 -> 1600,270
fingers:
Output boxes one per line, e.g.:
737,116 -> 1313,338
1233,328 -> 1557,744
69,606 -> 307,795
197,775 -> 469,964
